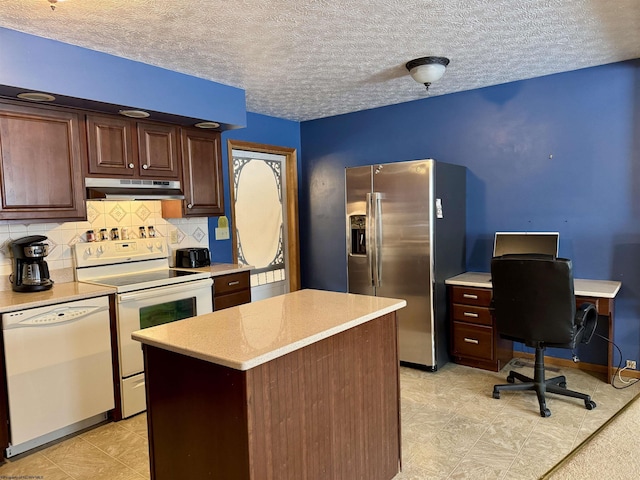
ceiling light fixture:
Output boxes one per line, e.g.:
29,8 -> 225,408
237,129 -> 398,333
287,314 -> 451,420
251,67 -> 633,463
405,56 -> 450,91
47,0 -> 67,11
119,109 -> 150,119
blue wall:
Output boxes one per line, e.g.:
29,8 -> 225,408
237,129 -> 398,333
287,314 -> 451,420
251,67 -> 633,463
1,28 -> 301,265
0,27 -> 246,127
300,60 -> 640,365
4,26 -> 639,365
209,112 -> 302,262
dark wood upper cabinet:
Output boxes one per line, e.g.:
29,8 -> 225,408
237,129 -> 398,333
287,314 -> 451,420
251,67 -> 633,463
179,128 -> 224,217
137,122 -> 180,179
0,102 -> 86,221
0,100 -> 223,222
87,116 -> 180,180
86,114 -> 136,176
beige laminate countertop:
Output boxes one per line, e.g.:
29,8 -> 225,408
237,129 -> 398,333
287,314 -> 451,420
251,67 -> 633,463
0,282 -> 116,313
446,272 -> 622,298
132,289 -> 406,371
184,263 -> 253,277
0,264 -> 250,314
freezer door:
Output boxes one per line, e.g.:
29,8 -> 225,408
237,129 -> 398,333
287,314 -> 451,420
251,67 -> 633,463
346,165 -> 374,296
373,160 -> 435,367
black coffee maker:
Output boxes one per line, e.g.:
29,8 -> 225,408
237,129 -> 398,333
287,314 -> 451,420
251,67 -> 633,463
10,235 -> 54,292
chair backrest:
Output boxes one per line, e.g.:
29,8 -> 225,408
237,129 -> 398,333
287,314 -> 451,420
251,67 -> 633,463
490,254 -> 577,348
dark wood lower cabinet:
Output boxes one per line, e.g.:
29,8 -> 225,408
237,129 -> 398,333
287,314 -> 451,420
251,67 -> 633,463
213,271 -> 251,311
143,312 -> 401,480
449,285 -> 513,371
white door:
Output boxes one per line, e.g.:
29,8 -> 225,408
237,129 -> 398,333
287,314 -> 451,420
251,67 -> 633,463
231,149 -> 289,301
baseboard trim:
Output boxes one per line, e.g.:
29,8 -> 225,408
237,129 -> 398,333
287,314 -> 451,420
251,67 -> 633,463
517,352 -> 640,379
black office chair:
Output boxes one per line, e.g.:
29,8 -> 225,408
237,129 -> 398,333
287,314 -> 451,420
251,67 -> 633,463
490,254 -> 598,417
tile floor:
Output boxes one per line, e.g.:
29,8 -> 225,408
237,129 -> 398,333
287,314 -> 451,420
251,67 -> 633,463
0,359 -> 637,480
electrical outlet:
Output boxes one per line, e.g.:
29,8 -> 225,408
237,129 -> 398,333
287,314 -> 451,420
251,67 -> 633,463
169,229 -> 179,244
626,360 -> 637,370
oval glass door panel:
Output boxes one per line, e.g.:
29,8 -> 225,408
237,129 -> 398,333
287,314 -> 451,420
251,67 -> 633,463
235,160 -> 282,267
232,150 -> 288,301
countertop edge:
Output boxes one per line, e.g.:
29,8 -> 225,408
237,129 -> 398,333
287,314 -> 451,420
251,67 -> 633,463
187,263 -> 254,277
0,283 -> 116,313
446,272 -> 622,298
0,263 -> 251,313
133,297 -> 406,371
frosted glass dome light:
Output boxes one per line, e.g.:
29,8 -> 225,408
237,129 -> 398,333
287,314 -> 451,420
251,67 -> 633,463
406,57 -> 450,91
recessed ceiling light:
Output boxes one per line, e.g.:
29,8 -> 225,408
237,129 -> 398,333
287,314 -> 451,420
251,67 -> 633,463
119,109 -> 150,119
194,121 -> 220,129
17,92 -> 56,102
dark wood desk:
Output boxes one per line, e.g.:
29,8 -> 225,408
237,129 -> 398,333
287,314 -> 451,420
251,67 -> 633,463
446,272 -> 621,381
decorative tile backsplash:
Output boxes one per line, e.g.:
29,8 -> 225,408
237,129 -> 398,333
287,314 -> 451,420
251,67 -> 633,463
0,200 -> 209,290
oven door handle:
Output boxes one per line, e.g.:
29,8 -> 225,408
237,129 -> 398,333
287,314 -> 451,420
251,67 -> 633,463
118,278 -> 213,303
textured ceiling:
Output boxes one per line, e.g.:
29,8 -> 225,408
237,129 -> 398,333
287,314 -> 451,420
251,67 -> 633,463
1,0 -> 640,121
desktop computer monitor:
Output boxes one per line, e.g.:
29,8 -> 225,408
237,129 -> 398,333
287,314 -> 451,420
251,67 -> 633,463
493,232 -> 559,258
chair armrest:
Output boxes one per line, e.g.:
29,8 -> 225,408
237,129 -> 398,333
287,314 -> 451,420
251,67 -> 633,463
575,303 -> 598,344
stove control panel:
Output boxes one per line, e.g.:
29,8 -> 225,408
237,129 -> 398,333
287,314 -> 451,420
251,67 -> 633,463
74,238 -> 169,268
115,242 -> 138,253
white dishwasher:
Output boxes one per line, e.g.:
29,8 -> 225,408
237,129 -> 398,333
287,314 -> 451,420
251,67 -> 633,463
2,296 -> 115,457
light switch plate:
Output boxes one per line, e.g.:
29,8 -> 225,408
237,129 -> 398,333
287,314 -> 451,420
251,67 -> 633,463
215,227 -> 230,240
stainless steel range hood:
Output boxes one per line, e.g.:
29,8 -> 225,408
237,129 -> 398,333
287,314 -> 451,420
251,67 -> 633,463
86,178 -> 185,200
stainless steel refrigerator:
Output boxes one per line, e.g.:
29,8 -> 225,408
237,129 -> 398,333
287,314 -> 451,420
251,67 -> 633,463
346,159 -> 466,370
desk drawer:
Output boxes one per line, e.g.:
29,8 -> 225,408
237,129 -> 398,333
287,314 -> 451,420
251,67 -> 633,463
451,286 -> 492,307
452,321 -> 494,361
452,304 -> 492,326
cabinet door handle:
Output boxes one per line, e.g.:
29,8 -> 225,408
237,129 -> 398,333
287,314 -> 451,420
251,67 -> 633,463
128,163 -> 135,168
463,293 -> 478,299
463,312 -> 479,318
464,337 -> 479,344
187,203 -> 193,209
228,281 -> 240,286
142,164 -> 149,170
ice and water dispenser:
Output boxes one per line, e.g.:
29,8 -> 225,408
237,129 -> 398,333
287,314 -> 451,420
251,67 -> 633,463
350,215 -> 367,255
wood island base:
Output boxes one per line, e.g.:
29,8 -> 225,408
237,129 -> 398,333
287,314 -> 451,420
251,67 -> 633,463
143,312 -> 401,480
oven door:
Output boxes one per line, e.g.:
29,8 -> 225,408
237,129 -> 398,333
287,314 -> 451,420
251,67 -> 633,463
117,278 -> 213,378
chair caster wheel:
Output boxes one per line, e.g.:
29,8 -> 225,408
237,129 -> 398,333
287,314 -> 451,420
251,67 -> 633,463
507,376 -> 515,384
540,408 -> 551,418
493,391 -> 500,399
559,382 -> 567,388
585,400 -> 596,410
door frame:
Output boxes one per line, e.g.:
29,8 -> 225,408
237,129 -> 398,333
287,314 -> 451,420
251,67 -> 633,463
227,139 -> 300,292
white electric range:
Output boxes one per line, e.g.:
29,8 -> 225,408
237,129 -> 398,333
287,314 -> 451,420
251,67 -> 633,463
74,238 -> 213,418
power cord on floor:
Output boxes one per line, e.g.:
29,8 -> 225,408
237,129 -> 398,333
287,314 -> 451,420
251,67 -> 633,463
595,333 -> 640,389
618,366 -> 633,385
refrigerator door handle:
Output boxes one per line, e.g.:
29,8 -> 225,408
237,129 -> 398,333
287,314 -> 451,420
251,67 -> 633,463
366,193 -> 375,286
372,192 -> 382,287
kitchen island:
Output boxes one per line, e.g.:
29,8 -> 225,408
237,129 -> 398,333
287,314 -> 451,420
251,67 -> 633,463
132,289 -> 406,480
